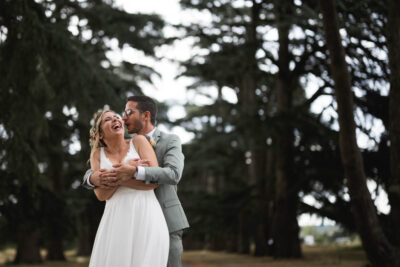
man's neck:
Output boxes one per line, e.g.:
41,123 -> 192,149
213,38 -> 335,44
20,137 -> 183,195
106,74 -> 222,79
139,125 -> 155,136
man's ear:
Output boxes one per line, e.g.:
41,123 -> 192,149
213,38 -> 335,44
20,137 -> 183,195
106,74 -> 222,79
144,111 -> 151,122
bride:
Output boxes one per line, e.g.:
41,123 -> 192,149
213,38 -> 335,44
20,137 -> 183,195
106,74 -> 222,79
88,109 -> 169,267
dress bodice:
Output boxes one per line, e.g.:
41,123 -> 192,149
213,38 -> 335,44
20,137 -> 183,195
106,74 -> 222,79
100,139 -> 140,170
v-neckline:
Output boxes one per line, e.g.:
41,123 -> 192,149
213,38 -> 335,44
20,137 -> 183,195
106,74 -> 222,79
103,141 -> 131,166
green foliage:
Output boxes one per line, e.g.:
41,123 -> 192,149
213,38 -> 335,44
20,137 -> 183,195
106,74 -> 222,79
177,0 -> 393,254
0,0 -> 396,261
0,0 -> 165,260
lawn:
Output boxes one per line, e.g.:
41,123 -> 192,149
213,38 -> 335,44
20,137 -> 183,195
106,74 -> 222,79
0,245 -> 367,267
182,245 -> 367,267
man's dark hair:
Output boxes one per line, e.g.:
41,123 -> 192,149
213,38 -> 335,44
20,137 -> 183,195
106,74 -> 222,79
127,95 -> 158,125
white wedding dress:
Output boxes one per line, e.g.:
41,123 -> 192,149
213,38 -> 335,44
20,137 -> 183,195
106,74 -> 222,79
89,140 -> 169,267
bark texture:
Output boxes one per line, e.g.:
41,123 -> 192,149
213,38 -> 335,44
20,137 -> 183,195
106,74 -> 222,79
319,0 -> 399,265
271,0 -> 302,258
14,224 -> 42,264
387,0 -> 400,247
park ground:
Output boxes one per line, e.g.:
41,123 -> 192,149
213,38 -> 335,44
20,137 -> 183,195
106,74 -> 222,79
0,245 -> 367,267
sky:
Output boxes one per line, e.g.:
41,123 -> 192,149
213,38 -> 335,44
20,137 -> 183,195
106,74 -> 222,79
108,0 -> 390,226
110,0 -> 215,144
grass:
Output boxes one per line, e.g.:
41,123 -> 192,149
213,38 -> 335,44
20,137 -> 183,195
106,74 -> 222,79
182,245 -> 367,267
0,250 -> 88,267
0,245 -> 367,266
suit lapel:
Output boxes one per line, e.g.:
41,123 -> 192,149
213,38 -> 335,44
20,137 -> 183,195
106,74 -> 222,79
152,128 -> 162,164
153,128 -> 161,145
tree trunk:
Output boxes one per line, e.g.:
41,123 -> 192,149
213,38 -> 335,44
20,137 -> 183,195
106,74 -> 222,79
237,212 -> 250,254
76,212 -> 93,256
235,0 -> 268,255
271,0 -> 302,258
226,234 -> 238,253
264,148 -> 275,256
319,0 -> 399,265
253,144 -> 268,256
46,236 -> 66,261
387,0 -> 400,247
45,168 -> 66,261
14,223 -> 42,264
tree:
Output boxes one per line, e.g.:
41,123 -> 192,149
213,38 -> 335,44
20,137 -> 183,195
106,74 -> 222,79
178,0 -> 400,261
270,0 -> 302,257
0,0 -> 164,263
178,0 -> 336,257
319,0 -> 399,265
387,0 -> 400,248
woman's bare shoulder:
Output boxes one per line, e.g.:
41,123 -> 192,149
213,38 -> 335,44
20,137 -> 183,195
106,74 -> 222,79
132,134 -> 147,144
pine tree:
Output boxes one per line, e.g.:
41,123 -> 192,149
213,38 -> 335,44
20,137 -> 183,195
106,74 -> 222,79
319,0 -> 399,265
0,0 -> 164,263
387,0 -> 400,248
178,0 -> 399,261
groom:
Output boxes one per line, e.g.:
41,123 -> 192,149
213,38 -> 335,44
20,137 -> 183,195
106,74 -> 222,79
82,95 -> 189,267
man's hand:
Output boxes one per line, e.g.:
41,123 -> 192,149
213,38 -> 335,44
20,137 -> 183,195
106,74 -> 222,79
112,163 -> 136,183
90,169 -> 119,188
127,158 -> 151,167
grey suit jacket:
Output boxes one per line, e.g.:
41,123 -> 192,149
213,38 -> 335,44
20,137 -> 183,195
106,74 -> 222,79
82,128 -> 189,233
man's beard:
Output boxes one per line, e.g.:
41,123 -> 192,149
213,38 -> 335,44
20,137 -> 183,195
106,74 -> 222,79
128,120 -> 143,134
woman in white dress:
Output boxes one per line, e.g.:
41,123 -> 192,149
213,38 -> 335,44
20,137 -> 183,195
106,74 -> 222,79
88,110 -> 169,267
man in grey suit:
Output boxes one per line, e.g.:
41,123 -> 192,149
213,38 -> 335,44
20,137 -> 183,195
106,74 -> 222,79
82,95 -> 189,267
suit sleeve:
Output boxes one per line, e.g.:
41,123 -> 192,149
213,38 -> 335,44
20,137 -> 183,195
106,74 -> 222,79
81,169 -> 95,189
143,135 -> 184,185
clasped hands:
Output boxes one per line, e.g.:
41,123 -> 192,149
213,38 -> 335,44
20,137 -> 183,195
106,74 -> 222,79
90,159 -> 150,189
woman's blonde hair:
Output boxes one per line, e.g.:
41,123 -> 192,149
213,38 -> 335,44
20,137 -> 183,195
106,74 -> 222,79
89,109 -> 112,160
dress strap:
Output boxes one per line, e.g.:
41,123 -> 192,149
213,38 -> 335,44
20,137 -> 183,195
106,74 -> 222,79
129,139 -> 134,153
129,138 -> 140,157
100,147 -> 106,162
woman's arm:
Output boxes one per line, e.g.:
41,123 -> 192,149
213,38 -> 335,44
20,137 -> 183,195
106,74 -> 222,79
121,179 -> 158,190
120,135 -> 159,190
91,149 -> 118,201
